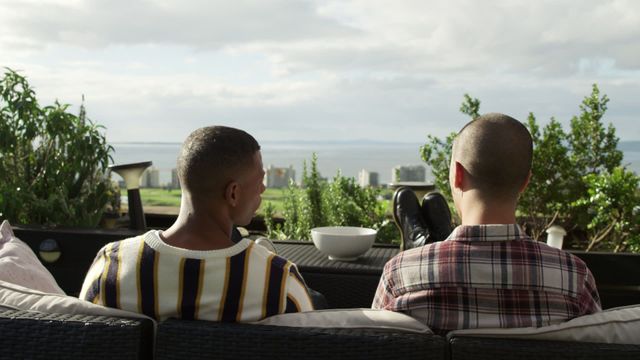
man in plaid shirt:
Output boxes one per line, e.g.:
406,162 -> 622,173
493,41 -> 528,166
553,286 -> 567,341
372,113 -> 601,334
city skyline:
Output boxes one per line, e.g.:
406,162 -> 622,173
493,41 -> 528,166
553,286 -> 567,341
1,1 -> 639,143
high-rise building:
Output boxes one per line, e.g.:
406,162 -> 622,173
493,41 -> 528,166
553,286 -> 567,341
264,165 -> 296,188
391,165 -> 426,183
140,167 -> 161,188
358,169 -> 379,187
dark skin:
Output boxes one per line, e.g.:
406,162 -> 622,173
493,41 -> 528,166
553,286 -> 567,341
160,151 -> 265,251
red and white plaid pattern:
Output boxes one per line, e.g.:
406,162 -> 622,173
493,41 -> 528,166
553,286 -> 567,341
372,224 -> 601,333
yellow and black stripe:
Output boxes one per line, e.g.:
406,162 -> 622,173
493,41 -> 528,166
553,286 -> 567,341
235,243 -> 254,321
84,249 -> 105,304
138,242 -> 159,319
264,255 -> 288,317
103,242 -> 122,309
285,294 -> 303,313
219,248 -> 248,322
178,258 -> 205,320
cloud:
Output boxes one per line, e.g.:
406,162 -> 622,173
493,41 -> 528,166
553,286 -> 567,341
0,0 -> 638,143
0,0 -> 358,50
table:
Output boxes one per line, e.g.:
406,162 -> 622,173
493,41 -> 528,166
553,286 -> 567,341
274,241 -> 399,308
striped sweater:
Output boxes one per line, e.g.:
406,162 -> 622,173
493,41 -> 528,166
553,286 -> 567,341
80,230 -> 314,322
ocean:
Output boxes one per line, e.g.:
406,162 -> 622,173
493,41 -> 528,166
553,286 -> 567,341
111,141 -> 640,186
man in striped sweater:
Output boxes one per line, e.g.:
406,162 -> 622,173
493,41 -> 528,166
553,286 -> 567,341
373,113 -> 601,334
80,126 -> 314,321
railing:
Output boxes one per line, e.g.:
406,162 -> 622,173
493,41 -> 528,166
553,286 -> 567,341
13,225 -> 640,309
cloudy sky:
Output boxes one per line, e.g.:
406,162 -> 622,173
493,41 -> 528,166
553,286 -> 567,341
1,0 -> 639,143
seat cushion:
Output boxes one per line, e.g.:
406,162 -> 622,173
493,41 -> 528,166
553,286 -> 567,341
0,220 -> 64,294
447,305 -> 640,345
254,308 -> 432,334
0,279 -> 153,322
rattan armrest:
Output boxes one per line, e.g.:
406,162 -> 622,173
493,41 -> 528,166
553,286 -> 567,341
0,308 -> 153,359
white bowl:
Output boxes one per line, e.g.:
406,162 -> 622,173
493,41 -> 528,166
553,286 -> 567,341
311,226 -> 377,261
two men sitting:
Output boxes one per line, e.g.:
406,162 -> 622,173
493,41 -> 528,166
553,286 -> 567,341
82,114 -> 601,333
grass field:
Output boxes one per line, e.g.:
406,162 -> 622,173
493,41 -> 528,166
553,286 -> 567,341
126,187 -> 393,216
126,188 -> 287,215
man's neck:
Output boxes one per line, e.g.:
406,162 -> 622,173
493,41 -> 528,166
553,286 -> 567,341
458,193 -> 518,225
161,196 -> 236,251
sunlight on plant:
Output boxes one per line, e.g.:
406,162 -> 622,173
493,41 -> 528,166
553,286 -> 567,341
263,153 -> 399,244
420,85 -> 640,252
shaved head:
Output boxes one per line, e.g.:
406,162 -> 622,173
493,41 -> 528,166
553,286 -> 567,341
452,113 -> 532,199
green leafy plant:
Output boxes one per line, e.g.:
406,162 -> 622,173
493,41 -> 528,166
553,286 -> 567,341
0,68 -> 114,227
573,167 -> 640,252
420,85 -> 640,252
519,114 -> 574,240
264,153 -> 398,243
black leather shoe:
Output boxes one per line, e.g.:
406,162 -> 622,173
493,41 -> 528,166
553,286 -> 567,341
392,187 -> 431,251
421,192 -> 453,242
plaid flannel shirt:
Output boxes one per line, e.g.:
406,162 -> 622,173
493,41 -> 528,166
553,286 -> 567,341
372,224 -> 601,333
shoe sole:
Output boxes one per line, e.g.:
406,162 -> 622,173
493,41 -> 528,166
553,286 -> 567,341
421,192 -> 452,241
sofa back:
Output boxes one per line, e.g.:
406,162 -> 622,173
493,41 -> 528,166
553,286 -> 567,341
156,318 -> 446,360
3,307 -> 640,360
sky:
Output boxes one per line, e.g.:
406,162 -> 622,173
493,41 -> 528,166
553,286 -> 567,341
1,0 -> 639,143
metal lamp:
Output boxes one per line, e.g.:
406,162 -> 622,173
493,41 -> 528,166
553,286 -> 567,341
109,161 -> 152,230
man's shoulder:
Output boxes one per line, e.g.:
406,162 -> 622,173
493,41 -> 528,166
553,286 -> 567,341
93,232 -> 150,260
99,234 -> 143,250
385,240 -> 450,269
533,242 -> 590,270
249,242 -> 293,269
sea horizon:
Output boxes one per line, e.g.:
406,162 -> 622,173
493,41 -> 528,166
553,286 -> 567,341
110,140 -> 640,186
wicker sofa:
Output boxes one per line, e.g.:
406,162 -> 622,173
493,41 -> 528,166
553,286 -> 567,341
0,307 -> 154,360
3,307 -> 640,360
3,220 -> 640,359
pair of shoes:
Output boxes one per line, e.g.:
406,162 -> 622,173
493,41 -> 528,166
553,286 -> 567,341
392,187 -> 452,251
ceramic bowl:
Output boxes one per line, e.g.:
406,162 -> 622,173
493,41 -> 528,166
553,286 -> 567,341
311,226 -> 377,261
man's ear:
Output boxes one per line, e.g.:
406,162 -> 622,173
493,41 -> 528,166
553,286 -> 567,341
453,161 -> 465,190
225,181 -> 239,207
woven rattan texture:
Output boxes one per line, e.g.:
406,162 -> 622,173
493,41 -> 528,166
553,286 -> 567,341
302,272 -> 381,308
274,242 -> 398,275
156,319 -> 445,360
272,243 -> 397,308
449,336 -> 640,360
0,308 -> 153,360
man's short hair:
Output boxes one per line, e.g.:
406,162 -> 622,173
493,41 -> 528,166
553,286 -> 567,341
453,113 -> 533,199
177,126 -> 260,197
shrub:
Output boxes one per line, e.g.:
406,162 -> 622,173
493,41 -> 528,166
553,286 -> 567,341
264,153 -> 398,243
420,85 -> 640,252
0,68 -> 114,227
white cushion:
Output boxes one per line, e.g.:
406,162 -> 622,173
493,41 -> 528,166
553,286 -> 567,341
448,305 -> 640,345
0,279 -> 154,324
0,220 -> 64,294
254,308 -> 432,334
